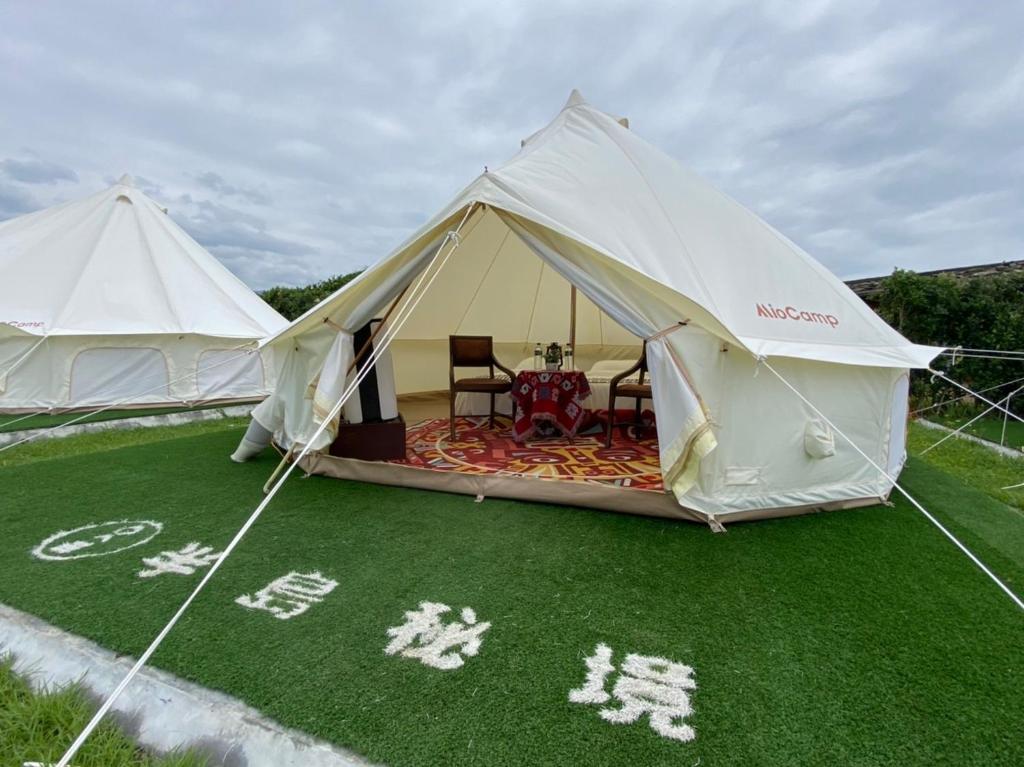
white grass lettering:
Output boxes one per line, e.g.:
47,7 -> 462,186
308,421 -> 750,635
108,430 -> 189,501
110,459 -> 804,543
137,542 -> 223,578
32,520 -> 163,561
569,642 -> 698,743
235,571 -> 338,620
385,601 -> 490,670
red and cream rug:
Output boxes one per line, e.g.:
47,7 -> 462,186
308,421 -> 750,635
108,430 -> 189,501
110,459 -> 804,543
394,415 -> 664,492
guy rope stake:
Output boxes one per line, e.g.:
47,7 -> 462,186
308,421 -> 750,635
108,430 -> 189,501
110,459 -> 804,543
52,202 -> 480,767
760,357 -> 1024,613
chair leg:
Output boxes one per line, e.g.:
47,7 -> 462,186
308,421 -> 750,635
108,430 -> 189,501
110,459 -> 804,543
635,398 -> 642,438
606,392 -> 615,447
489,393 -> 496,429
449,390 -> 456,442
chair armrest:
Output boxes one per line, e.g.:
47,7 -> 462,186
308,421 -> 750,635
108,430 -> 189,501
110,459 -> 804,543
608,359 -> 643,390
493,357 -> 515,381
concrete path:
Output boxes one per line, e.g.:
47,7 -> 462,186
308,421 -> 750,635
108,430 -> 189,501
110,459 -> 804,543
916,418 -> 1024,459
1,603 -> 375,767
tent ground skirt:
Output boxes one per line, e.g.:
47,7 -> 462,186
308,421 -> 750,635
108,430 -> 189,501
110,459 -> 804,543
302,415 -> 698,521
299,415 -> 886,524
304,450 -> 697,520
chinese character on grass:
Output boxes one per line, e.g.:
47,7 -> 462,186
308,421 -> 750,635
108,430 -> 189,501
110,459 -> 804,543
385,601 -> 490,670
235,571 -> 338,620
569,643 -> 697,742
137,542 -> 222,578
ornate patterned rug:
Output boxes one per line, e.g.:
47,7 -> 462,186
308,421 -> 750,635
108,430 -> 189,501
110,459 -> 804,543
394,415 -> 664,492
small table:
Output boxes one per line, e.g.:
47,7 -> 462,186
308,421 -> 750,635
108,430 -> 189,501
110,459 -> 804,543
510,370 -> 591,442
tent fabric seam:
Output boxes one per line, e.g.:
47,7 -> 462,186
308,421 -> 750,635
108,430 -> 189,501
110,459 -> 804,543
587,107 -> 724,318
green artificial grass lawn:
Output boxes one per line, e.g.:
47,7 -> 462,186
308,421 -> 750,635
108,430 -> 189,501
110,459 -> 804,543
0,422 -> 1022,766
930,412 -> 1024,453
910,422 -> 1024,513
1,656 -> 208,766
0,417 -> 250,470
0,402 -> 252,434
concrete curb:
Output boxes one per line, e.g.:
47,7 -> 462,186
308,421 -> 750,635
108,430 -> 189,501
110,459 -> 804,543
916,418 -> 1024,459
0,603 -> 376,767
0,405 -> 255,448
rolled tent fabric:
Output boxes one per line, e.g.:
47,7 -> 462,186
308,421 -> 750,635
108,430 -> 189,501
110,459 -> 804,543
343,320 -> 399,425
646,333 -> 717,497
250,328 -> 336,449
230,418 -> 274,463
307,331 -> 355,451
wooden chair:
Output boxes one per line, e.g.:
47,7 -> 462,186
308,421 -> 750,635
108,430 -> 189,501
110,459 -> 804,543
449,335 -> 514,441
606,341 -> 653,447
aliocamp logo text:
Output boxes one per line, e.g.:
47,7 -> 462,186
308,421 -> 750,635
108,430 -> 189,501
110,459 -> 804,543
756,304 -> 839,329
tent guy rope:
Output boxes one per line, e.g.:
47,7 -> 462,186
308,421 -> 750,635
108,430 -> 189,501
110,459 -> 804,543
928,370 -> 1024,430
760,357 -> 1024,613
258,206 -> 484,494
51,203 -> 478,767
910,375 -> 1024,416
941,346 -> 1024,357
0,333 -> 48,378
919,384 -> 1024,455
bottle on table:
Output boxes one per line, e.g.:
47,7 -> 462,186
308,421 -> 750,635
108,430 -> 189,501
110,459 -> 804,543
533,342 -> 543,370
564,343 -> 574,371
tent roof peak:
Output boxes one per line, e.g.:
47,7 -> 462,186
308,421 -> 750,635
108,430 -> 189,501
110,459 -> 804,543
559,89 -> 629,128
562,89 -> 588,109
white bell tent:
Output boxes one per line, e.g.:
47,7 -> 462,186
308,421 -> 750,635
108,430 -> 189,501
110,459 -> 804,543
0,176 -> 287,412
241,91 -> 942,524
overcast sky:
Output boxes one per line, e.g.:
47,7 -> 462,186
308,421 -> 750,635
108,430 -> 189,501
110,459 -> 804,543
1,1 -> 1022,290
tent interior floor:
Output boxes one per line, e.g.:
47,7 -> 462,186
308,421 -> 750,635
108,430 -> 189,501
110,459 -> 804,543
395,392 -> 451,423
313,399 -> 685,519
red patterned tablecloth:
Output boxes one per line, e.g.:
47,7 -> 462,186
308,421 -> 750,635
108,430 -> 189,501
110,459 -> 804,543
510,370 -> 591,442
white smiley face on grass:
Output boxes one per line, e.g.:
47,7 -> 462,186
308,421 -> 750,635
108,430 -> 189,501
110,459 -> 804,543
32,520 -> 163,561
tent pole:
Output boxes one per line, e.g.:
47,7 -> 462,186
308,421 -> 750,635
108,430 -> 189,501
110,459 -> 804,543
338,282 -> 410,376
569,285 -> 577,361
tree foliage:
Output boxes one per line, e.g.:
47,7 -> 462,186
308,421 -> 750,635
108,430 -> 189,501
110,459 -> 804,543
874,269 -> 1024,414
259,271 -> 363,321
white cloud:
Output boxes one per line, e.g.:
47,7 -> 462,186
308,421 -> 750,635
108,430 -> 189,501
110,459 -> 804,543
275,139 -> 330,160
0,0 -> 1020,290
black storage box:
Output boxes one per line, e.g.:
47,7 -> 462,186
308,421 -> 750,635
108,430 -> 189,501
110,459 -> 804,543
328,414 -> 406,461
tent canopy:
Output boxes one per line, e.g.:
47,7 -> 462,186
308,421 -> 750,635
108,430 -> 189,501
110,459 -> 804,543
268,91 -> 941,370
0,175 -> 286,340
251,91 -> 940,516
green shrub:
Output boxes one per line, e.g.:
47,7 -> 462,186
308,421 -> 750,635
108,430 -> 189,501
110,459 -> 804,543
259,270 -> 362,320
874,269 -> 1024,416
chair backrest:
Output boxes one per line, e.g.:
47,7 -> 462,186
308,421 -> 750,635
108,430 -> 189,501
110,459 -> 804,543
450,335 -> 495,368
638,340 -> 649,384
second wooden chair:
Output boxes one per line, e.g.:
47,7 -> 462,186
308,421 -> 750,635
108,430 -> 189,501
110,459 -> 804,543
606,340 -> 653,446
448,335 -> 514,442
